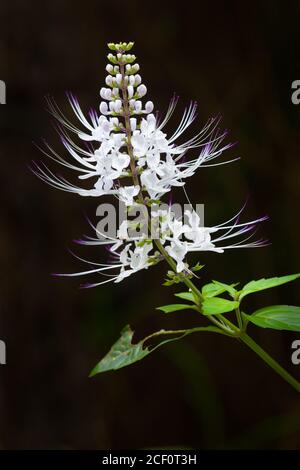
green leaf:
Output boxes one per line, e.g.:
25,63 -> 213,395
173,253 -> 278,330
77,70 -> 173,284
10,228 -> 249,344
89,325 -> 149,376
202,282 -> 225,298
202,297 -> 240,315
156,303 -> 197,313
202,281 -> 238,298
212,281 -> 239,298
89,324 -> 222,376
163,278 -> 181,286
163,280 -> 174,286
245,305 -> 300,332
239,273 -> 300,300
163,271 -> 182,286
174,292 -> 196,302
191,262 -> 205,272
167,270 -> 175,278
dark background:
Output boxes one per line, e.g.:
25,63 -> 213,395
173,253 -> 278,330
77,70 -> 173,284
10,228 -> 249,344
1,0 -> 300,450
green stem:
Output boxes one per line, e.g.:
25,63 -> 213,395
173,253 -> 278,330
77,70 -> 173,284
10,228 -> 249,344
143,325 -> 228,344
235,306 -> 243,330
154,240 -> 232,332
240,333 -> 300,392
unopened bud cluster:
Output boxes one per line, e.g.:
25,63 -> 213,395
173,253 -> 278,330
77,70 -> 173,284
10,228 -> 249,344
100,42 -> 153,116
107,42 -> 134,52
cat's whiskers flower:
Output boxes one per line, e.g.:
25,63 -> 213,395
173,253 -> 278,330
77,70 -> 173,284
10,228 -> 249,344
34,41 -> 267,286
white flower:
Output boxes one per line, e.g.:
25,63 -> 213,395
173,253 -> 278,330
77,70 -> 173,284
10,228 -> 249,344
118,185 -> 140,206
111,152 -> 130,172
78,241 -> 156,287
34,42 -> 267,288
140,170 -> 169,200
117,220 -> 129,240
78,115 -> 112,142
132,114 -> 180,161
183,210 -> 218,248
159,208 -> 268,272
33,48 -> 235,206
115,241 -> 155,282
167,214 -> 186,240
64,204 -> 267,286
166,240 -> 188,273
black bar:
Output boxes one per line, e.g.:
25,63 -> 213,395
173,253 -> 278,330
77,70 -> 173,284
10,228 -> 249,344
0,450 -> 296,465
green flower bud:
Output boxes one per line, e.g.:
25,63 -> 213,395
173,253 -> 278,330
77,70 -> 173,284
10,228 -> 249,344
107,53 -> 117,64
126,41 -> 134,51
107,43 -> 116,51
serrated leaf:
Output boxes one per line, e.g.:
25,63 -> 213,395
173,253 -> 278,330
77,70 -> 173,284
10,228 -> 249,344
156,303 -> 197,313
245,305 -> 300,331
239,273 -> 300,300
202,297 -> 240,315
174,292 -> 196,302
89,324 -> 222,376
202,282 -> 238,298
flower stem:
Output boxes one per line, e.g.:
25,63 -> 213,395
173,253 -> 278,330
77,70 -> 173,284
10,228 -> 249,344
240,333 -> 300,392
154,239 -> 236,334
119,57 -> 143,197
